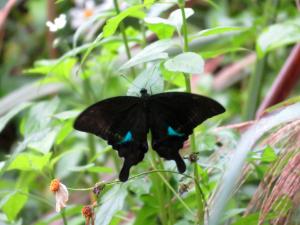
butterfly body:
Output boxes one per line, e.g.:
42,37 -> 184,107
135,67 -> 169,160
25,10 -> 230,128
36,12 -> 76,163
74,89 -> 225,181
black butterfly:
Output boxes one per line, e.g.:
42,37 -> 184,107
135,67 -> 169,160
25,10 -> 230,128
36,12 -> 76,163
74,89 -> 225,181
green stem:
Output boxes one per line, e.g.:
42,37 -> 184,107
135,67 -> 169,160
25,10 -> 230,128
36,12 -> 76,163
113,0 -> 136,76
61,208 -> 68,225
244,57 -> 266,120
178,1 -> 204,224
243,0 -> 279,120
150,152 -> 168,225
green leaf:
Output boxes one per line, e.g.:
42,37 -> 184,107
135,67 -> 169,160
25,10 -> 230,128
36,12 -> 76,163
0,102 -> 32,132
23,98 -> 60,154
201,47 -> 249,59
161,64 -> 185,87
134,195 -> 159,225
164,52 -> 204,74
28,129 -> 59,154
103,5 -> 145,37
73,12 -> 113,48
261,146 -> 277,163
146,23 -> 175,39
87,166 -> 113,173
192,26 -> 247,39
1,190 -> 28,221
145,8 -> 194,32
257,18 -> 300,58
7,152 -> 52,171
144,0 -> 156,8
127,64 -> 164,96
95,185 -> 128,225
120,39 -> 175,70
53,110 -> 80,121
55,120 -> 73,144
70,163 -> 95,172
24,58 -> 77,79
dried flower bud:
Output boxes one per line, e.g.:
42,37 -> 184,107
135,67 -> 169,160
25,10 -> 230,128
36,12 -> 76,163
50,179 -> 60,192
82,205 -> 93,218
189,153 -> 199,163
93,183 -> 105,196
179,183 -> 189,195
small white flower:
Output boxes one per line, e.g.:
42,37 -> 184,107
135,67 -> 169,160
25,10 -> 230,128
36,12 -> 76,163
50,179 -> 69,212
69,0 -> 113,29
46,14 -> 67,32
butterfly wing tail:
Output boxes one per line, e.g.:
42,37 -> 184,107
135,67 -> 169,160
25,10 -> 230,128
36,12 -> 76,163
153,136 -> 188,173
112,141 -> 148,181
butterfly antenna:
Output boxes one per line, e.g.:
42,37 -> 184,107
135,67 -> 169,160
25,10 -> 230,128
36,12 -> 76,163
120,73 -> 142,96
120,73 -> 140,89
144,63 -> 161,94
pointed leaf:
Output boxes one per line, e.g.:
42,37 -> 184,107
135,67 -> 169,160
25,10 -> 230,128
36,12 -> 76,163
164,52 -> 204,74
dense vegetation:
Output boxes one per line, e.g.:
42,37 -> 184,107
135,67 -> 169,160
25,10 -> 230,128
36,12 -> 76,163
0,0 -> 300,224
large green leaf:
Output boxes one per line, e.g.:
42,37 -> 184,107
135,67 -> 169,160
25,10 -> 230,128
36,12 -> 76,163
0,102 -> 32,133
73,12 -> 113,48
23,98 -> 60,154
7,152 -> 52,171
191,26 -> 247,40
120,39 -> 175,70
164,52 -> 204,74
144,8 -> 194,33
103,5 -> 145,37
95,185 -> 128,225
1,190 -> 28,221
257,18 -> 300,58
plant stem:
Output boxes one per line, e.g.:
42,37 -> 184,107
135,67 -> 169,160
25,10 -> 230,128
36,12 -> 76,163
61,208 -> 68,225
112,0 -> 136,76
178,1 -> 204,224
150,152 -> 168,225
243,0 -> 279,120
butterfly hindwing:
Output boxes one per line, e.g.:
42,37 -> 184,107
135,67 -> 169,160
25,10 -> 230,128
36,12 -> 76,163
149,92 -> 225,173
74,96 -> 148,181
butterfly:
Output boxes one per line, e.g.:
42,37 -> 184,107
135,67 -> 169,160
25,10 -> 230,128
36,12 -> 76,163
74,89 -> 225,181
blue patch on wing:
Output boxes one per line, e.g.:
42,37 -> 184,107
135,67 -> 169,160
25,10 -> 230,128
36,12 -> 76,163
118,131 -> 133,144
167,126 -> 184,137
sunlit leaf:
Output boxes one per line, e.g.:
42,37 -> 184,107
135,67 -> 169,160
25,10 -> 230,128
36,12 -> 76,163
1,190 -> 28,221
53,110 -> 80,121
145,8 -> 194,32
164,52 -> 204,74
95,185 -> 128,225
87,166 -> 113,173
73,12 -> 113,48
201,47 -> 249,59
257,18 -> 300,58
161,64 -> 185,87
261,145 -> 277,163
103,5 -> 145,37
55,120 -> 73,144
7,153 -> 52,171
120,39 -> 175,70
192,26 -> 247,39
0,102 -> 31,132
146,23 -> 175,39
